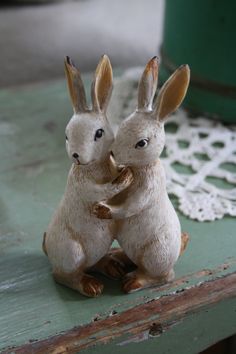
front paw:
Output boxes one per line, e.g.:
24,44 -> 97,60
112,167 -> 133,189
93,203 -> 112,219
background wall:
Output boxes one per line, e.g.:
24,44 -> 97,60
0,0 -> 164,87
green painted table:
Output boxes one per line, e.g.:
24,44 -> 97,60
0,75 -> 236,354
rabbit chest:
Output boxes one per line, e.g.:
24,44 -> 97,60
65,165 -> 114,266
116,163 -> 181,267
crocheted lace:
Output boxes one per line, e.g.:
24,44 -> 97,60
109,70 -> 236,221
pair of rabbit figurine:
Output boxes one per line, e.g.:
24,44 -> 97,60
43,54 -> 190,297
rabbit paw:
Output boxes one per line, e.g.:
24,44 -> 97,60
81,274 -> 104,297
107,248 -> 136,273
92,252 -> 127,279
122,273 -> 143,294
104,258 -> 126,279
112,167 -> 133,189
93,202 -> 112,219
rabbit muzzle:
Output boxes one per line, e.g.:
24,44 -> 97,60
72,153 -> 81,165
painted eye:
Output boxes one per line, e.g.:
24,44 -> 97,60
135,138 -> 149,149
94,128 -> 104,141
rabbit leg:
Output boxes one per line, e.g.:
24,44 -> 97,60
91,248 -> 136,279
122,268 -> 175,294
46,233 -> 104,297
53,270 -> 104,297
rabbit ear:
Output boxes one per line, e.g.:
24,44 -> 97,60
138,56 -> 159,111
91,55 -> 113,113
64,56 -> 88,113
154,64 -> 190,121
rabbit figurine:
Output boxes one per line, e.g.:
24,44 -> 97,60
43,55 -> 133,297
94,57 -> 190,293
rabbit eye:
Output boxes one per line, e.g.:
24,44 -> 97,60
94,128 -> 104,141
135,138 -> 149,149
65,135 -> 68,141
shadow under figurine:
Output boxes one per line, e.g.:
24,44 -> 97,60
94,57 -> 190,293
43,55 -> 133,297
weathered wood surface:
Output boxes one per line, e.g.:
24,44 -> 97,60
6,272 -> 236,354
0,77 -> 236,353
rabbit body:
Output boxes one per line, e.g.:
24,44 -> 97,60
45,159 -> 118,273
44,55 -> 132,297
94,57 -> 190,292
116,160 -> 181,279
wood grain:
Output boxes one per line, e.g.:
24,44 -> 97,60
4,272 -> 236,353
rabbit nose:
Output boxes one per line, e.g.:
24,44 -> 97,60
72,153 -> 79,159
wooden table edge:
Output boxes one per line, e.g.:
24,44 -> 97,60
3,271 -> 236,354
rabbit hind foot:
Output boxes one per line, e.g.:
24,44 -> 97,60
91,248 -> 136,279
53,270 -> 104,297
122,269 -> 175,294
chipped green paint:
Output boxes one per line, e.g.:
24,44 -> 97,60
0,77 -> 236,353
87,298 -> 236,354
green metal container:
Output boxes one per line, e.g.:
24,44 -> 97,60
160,0 -> 236,123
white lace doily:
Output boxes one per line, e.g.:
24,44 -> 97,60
108,70 -> 236,221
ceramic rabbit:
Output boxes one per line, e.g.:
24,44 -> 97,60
94,57 -> 190,293
43,55 -> 133,297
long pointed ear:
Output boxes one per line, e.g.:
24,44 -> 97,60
138,56 -> 159,111
91,55 -> 113,113
64,56 -> 88,113
154,64 -> 190,121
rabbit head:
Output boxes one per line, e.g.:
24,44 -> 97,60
64,55 -> 114,166
112,57 -> 190,167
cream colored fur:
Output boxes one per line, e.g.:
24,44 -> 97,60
94,57 -> 190,293
44,55 -> 132,297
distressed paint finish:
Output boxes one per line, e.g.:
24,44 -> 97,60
0,74 -> 236,353
78,297 -> 236,354
4,272 -> 236,354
